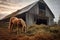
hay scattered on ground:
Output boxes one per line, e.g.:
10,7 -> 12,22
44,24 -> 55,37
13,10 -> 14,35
0,24 -> 60,40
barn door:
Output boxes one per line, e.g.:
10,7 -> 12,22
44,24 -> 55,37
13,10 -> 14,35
36,18 -> 47,25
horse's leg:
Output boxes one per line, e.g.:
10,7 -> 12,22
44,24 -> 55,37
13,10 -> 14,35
21,23 -> 23,33
24,26 -> 26,33
23,26 -> 26,33
8,18 -> 13,33
10,24 -> 13,33
8,23 -> 12,33
17,23 -> 19,35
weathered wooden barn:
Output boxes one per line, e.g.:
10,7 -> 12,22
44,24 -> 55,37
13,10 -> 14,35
38,0 -> 55,25
0,0 -> 55,26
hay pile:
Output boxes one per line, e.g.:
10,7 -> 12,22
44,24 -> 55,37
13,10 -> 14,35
26,24 -> 60,40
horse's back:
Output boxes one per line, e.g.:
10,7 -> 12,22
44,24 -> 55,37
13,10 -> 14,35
10,17 -> 18,23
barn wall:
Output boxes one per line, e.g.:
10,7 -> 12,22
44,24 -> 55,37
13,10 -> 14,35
28,3 -> 39,15
26,3 -> 39,26
46,7 -> 54,25
26,13 -> 34,26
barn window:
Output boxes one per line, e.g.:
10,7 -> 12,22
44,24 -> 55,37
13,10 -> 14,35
38,2 -> 46,10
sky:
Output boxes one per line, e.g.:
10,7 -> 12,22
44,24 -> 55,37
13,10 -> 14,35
0,0 -> 60,22
0,0 -> 38,20
44,0 -> 60,22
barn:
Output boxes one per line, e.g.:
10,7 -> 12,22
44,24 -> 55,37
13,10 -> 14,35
38,0 -> 55,25
0,0 -> 55,26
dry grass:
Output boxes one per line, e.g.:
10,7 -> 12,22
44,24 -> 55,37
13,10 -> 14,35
0,24 -> 60,40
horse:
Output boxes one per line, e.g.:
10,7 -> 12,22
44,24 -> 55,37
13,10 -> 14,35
8,17 -> 27,34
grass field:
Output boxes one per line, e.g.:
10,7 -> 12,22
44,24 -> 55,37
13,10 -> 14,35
0,23 -> 60,40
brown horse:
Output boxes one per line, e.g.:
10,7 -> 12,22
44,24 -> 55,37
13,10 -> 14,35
8,17 -> 26,34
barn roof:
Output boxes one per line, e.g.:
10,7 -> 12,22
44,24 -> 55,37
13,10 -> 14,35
0,0 -> 39,20
42,0 -> 55,18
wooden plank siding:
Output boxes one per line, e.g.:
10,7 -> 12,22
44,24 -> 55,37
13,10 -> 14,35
26,3 -> 39,26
